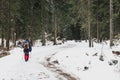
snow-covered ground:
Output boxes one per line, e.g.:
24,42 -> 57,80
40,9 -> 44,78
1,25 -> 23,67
0,40 -> 120,80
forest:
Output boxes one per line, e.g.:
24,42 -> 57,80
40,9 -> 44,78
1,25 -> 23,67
0,0 -> 120,50
0,1 -> 120,80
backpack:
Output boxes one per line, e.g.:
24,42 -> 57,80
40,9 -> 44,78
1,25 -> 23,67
24,40 -> 32,52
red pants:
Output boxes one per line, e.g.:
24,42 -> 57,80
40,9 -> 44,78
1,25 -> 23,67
24,54 -> 29,61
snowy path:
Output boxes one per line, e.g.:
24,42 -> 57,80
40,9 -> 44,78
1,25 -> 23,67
35,43 -> 80,80
0,42 -> 79,80
0,41 -> 120,80
0,48 -> 58,80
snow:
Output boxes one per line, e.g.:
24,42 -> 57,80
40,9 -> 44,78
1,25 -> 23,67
0,40 -> 120,80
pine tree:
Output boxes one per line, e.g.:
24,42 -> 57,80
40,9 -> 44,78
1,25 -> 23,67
110,0 -> 113,47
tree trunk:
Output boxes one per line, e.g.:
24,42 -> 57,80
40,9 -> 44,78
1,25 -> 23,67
51,0 -> 57,45
41,25 -> 46,46
0,0 -> 4,48
29,1 -> 34,40
1,27 -> 4,48
88,0 -> 92,47
97,18 -> 99,43
14,32 -> 16,47
41,21 -> 46,46
53,14 -> 57,45
11,28 -> 16,47
6,0 -> 11,50
84,28 -> 87,42
110,0 -> 113,47
97,0 -> 99,43
41,0 -> 46,46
